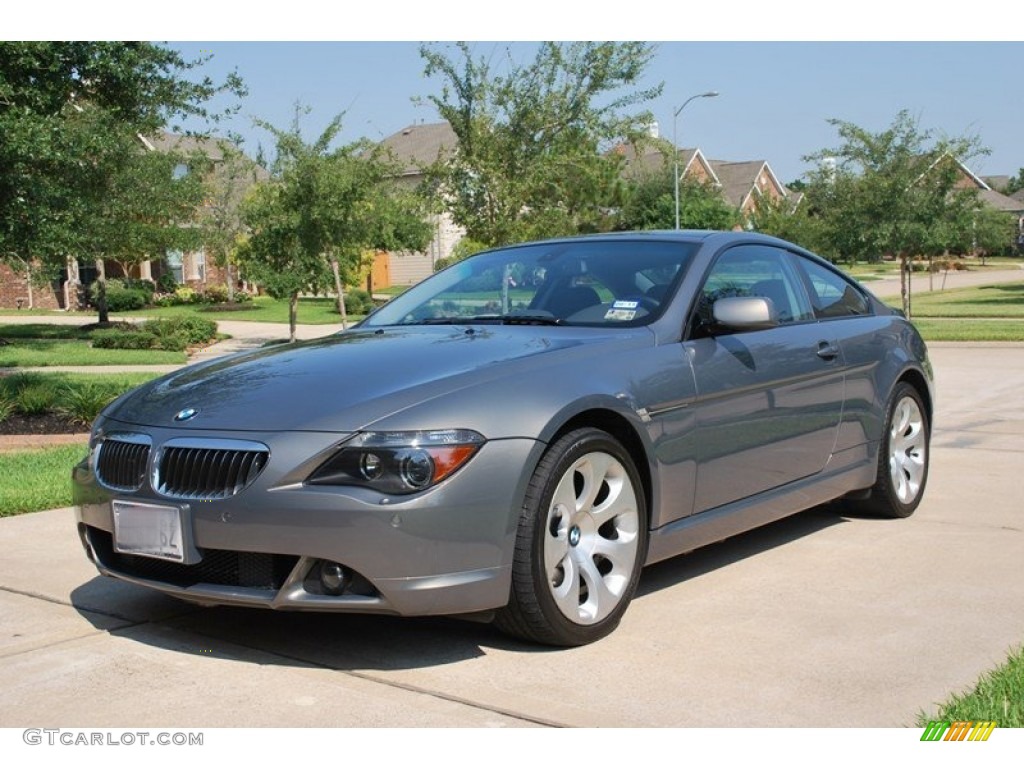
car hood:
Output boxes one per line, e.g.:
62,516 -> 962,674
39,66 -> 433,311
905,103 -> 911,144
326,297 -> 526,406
105,325 -> 651,433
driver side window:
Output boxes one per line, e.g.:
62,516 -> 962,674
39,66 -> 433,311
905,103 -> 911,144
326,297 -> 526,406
690,245 -> 814,337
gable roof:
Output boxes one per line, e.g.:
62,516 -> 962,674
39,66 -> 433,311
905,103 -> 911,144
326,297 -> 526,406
708,159 -> 786,210
978,188 -> 1024,214
379,122 -> 457,176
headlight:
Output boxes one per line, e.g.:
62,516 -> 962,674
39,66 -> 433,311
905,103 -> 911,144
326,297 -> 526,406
87,416 -> 106,471
307,429 -> 486,494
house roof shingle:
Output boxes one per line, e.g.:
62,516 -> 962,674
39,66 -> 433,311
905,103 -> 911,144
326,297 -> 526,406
379,122 -> 457,175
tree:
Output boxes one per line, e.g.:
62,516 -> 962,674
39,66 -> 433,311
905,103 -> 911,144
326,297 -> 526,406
615,164 -> 740,231
1003,168 -> 1024,196
237,111 -> 432,341
801,111 -> 990,316
0,42 -> 244,287
420,42 -> 662,247
196,139 -> 267,301
86,135 -> 209,321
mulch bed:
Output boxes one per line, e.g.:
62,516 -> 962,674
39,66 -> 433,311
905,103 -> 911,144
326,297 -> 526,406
0,413 -> 87,435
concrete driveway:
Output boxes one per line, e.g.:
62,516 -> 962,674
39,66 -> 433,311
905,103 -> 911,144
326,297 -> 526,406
1,343 -> 1022,727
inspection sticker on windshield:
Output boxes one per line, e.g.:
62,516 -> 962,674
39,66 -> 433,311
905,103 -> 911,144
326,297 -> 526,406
605,300 -> 639,321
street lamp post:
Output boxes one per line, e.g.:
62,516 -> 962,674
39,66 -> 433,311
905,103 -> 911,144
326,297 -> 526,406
673,91 -> 719,230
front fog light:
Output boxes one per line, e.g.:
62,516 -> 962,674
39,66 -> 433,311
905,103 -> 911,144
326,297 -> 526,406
319,561 -> 350,595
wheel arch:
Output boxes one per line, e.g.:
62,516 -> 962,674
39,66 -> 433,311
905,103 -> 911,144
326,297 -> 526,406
544,407 -> 654,535
896,367 -> 933,426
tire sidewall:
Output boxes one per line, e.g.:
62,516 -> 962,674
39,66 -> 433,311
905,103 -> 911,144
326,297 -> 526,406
880,382 -> 930,518
526,428 -> 648,645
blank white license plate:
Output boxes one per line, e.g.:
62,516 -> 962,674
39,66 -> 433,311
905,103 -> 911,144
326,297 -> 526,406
112,500 -> 187,562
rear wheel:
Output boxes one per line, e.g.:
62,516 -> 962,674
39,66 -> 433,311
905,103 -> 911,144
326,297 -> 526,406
851,381 -> 930,518
495,428 -> 647,646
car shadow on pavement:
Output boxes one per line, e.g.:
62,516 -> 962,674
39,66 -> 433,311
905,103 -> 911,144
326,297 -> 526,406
637,504 -> 847,596
69,505 -> 850,670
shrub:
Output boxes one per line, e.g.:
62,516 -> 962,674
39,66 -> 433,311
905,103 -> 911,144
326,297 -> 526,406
88,279 -> 148,312
173,286 -> 201,304
16,382 -> 60,415
202,284 -> 230,303
0,394 -> 14,422
156,272 -> 179,294
91,329 -> 158,350
344,289 -> 374,315
56,382 -> 121,425
142,316 -> 217,346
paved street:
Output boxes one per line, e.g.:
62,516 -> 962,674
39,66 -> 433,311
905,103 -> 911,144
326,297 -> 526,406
0,343 -> 1022,727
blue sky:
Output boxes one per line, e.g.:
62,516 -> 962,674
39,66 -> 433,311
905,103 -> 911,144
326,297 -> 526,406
164,40 -> 1023,185
11,3 -> 1021,185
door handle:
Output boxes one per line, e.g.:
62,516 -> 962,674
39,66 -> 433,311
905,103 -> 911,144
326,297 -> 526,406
816,341 -> 840,361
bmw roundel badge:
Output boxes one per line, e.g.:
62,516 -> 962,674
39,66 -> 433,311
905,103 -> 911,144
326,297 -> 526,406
174,407 -> 199,422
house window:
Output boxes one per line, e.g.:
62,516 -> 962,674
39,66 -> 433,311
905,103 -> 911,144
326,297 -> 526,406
173,163 -> 188,180
193,248 -> 206,282
166,250 -> 184,283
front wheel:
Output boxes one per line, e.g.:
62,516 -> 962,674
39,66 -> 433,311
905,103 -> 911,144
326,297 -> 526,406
851,381 -> 930,518
495,428 -> 648,646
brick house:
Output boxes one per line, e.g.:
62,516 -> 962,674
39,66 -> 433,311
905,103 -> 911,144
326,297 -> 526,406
0,131 -> 266,310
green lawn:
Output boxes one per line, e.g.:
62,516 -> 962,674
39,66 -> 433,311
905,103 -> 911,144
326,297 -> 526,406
910,318 -> 1024,342
0,339 -> 186,367
918,645 -> 1024,728
904,283 -> 1024,318
0,323 -> 93,340
0,444 -> 86,516
116,296 -> 362,325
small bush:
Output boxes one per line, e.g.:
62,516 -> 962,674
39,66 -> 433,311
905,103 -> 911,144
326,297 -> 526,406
91,329 -> 158,350
16,382 -> 60,415
88,279 -> 149,312
156,272 -> 179,294
344,289 -> 374,315
173,286 -> 201,304
142,317 -> 217,346
0,394 -> 15,422
202,284 -> 230,303
56,382 -> 121,425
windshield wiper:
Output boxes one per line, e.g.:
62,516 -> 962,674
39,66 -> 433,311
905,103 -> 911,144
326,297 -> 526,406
400,313 -> 563,326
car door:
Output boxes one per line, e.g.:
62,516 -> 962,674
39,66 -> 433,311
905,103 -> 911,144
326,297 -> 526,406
684,244 -> 846,513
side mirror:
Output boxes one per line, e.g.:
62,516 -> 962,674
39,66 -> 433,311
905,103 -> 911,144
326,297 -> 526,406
712,296 -> 779,331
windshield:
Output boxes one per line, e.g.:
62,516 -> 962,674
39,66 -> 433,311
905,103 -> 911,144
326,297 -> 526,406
363,239 -> 698,328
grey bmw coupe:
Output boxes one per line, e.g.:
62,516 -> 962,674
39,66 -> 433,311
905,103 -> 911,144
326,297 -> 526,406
74,231 -> 932,646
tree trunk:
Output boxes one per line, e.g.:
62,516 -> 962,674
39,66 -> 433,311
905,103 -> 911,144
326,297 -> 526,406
330,255 -> 348,329
95,258 -> 109,324
225,263 -> 235,302
289,291 -> 298,343
899,254 -> 911,319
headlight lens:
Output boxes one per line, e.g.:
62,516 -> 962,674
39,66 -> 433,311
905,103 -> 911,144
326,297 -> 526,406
307,430 -> 486,494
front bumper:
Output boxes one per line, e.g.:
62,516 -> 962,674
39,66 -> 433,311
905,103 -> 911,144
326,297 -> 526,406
74,423 -> 543,616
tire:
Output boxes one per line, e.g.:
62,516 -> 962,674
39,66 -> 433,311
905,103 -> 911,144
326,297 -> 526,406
851,381 -> 930,518
494,428 -> 648,646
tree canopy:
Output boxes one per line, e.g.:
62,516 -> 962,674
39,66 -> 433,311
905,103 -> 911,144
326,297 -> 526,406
237,111 -> 432,340
756,111 -> 1013,315
0,42 -> 244,279
420,42 -> 662,247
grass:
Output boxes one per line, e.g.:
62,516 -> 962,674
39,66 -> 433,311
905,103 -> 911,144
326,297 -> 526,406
0,323 -> 92,340
910,318 -> 1024,342
917,645 -> 1024,728
0,444 -> 86,516
116,296 -> 360,325
0,339 -> 185,367
904,282 -> 1024,318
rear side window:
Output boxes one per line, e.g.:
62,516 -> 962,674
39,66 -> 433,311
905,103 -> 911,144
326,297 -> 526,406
798,257 -> 871,319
